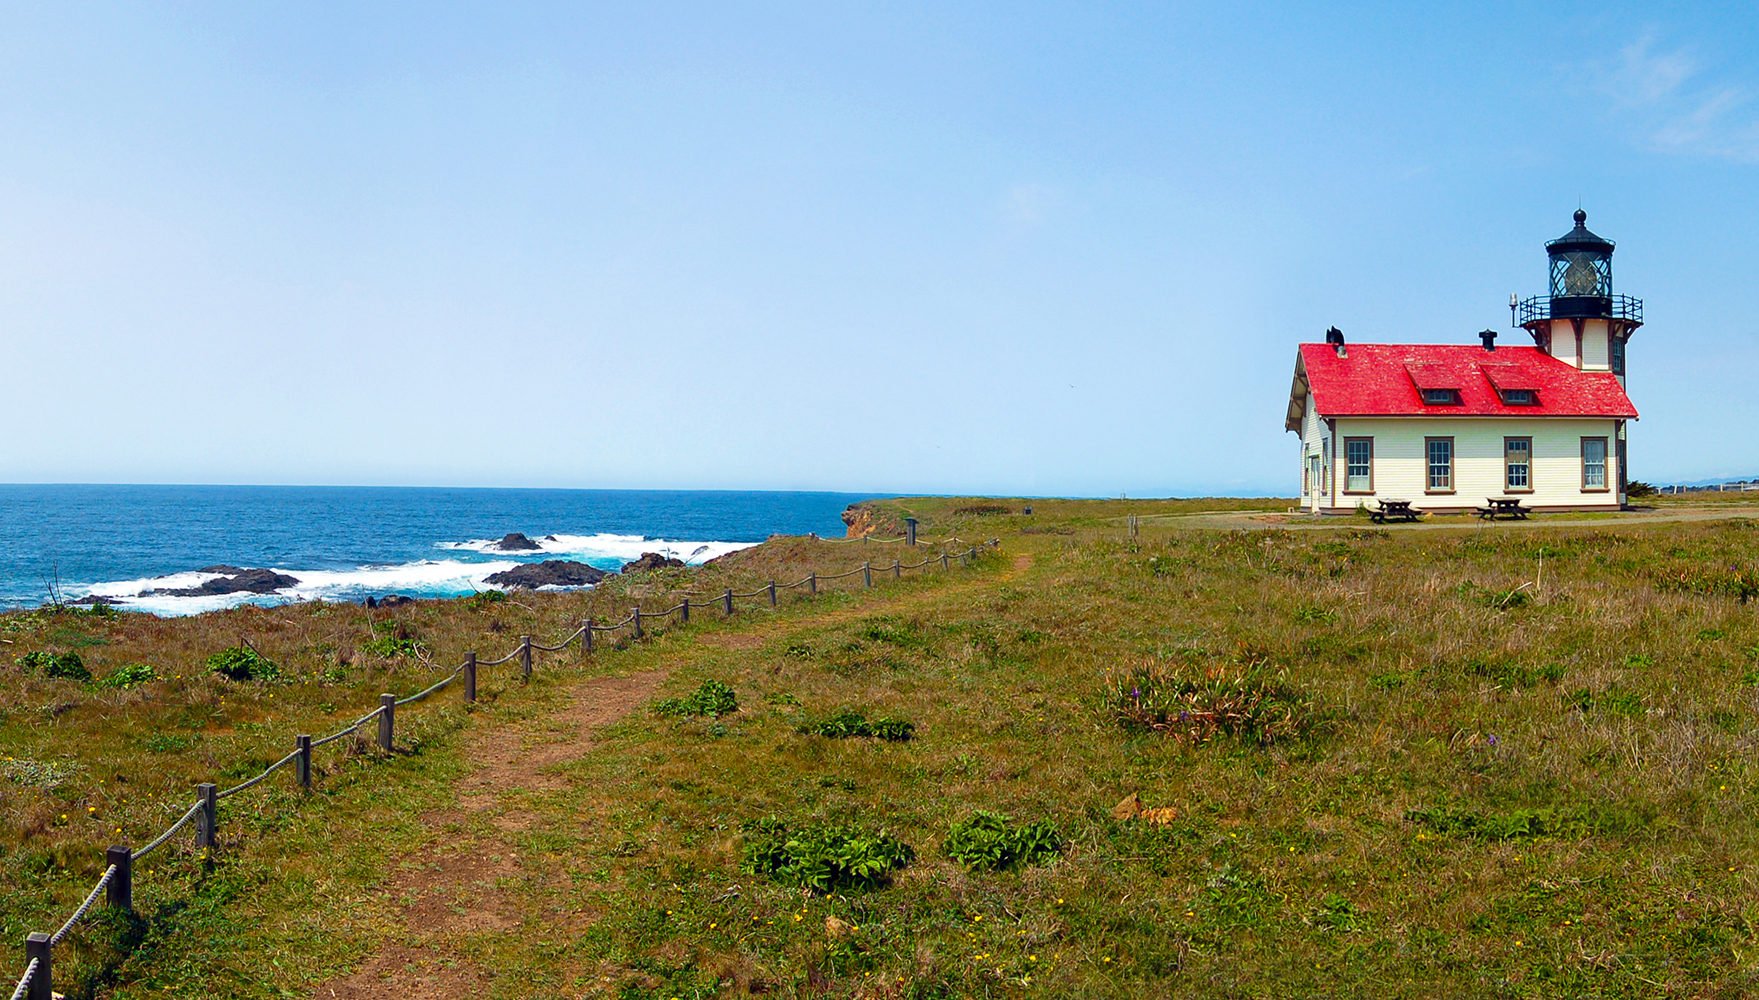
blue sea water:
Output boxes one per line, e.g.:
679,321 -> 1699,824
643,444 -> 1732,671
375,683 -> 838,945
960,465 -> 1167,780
0,485 -> 875,615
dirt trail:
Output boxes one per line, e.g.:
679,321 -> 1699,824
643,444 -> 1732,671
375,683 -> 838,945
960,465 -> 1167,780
316,670 -> 664,999
315,549 -> 1034,998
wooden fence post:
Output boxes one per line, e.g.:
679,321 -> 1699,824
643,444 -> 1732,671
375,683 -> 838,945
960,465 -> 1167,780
723,589 -> 733,614
893,560 -> 901,580
378,694 -> 395,751
863,562 -> 872,588
768,582 -> 777,607
520,636 -> 532,680
197,783 -> 217,850
583,622 -> 593,655
25,931 -> 50,1000
633,607 -> 643,638
105,845 -> 132,913
808,572 -> 816,595
296,734 -> 312,790
941,552 -> 950,570
905,517 -> 918,546
679,598 -> 689,624
463,652 -> 477,703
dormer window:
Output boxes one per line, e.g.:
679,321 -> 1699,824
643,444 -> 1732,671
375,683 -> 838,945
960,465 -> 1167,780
1499,388 -> 1538,406
1420,388 -> 1461,405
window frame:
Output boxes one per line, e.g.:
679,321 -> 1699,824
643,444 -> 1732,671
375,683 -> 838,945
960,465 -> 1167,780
1420,388 -> 1461,406
1498,388 -> 1538,406
1425,436 -> 1456,494
1582,436 -> 1609,492
1503,436 -> 1534,494
1342,437 -> 1374,494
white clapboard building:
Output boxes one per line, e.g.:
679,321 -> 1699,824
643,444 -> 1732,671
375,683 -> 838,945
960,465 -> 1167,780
1285,211 -> 1641,514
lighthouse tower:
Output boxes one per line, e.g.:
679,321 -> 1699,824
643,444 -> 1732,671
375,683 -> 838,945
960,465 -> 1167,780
1515,210 -> 1643,383
1515,209 -> 1643,500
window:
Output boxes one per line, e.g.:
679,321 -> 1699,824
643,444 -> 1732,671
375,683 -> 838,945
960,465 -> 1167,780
1344,438 -> 1373,493
1426,437 -> 1454,492
1499,388 -> 1537,406
1505,437 -> 1532,491
1611,336 -> 1626,376
1420,388 -> 1461,405
1582,437 -> 1609,490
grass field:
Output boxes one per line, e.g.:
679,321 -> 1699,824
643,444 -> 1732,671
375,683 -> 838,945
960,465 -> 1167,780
5,498 -> 1759,998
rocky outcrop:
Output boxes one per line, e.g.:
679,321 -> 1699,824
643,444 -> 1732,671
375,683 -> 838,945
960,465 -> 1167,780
620,552 -> 685,574
70,594 -> 124,606
484,560 -> 607,589
841,502 -> 904,539
147,566 -> 299,597
366,595 -> 415,608
493,533 -> 543,551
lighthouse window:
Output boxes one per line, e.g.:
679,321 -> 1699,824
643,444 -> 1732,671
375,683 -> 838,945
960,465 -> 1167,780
1420,388 -> 1461,406
1582,437 -> 1609,490
1611,336 -> 1626,376
1498,388 -> 1537,406
1505,437 -> 1532,491
1344,438 -> 1373,493
1425,437 -> 1454,493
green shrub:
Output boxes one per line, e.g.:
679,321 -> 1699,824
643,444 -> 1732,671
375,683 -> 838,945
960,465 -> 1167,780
739,817 -> 914,893
800,709 -> 915,742
653,680 -> 738,718
17,650 -> 90,681
1569,686 -> 1643,717
207,646 -> 277,681
942,811 -> 1064,871
361,635 -> 423,659
1468,659 -> 1565,688
1105,659 -> 1318,745
15,650 -> 52,673
96,662 -> 157,689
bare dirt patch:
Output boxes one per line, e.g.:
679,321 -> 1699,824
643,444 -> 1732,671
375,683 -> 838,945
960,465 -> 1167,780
318,942 -> 487,1000
313,669 -> 666,999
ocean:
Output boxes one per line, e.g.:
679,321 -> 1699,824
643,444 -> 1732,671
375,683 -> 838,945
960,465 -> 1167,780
0,485 -> 876,616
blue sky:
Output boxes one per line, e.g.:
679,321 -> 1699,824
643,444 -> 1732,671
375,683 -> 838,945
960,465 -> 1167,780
3,2 -> 1756,496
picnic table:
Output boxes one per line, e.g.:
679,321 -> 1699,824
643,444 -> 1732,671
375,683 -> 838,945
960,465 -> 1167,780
1370,499 -> 1422,524
1475,497 -> 1532,520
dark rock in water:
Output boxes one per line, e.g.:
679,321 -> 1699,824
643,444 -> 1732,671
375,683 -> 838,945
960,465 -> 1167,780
70,594 -> 124,606
493,533 -> 543,551
150,566 -> 299,597
621,552 -> 686,574
375,594 -> 415,608
542,534 -> 559,541
484,560 -> 608,589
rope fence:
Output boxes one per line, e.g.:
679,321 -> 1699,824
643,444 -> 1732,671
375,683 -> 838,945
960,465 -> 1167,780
6,538 -> 998,999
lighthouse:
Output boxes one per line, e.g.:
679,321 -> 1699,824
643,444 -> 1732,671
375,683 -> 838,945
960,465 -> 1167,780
1515,210 -> 1642,498
1515,210 -> 1644,384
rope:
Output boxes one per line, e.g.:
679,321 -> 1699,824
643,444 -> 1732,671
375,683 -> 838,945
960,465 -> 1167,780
10,958 -> 36,1000
310,707 -> 382,750
529,626 -> 585,652
217,748 -> 302,799
49,864 -> 116,945
478,649 -> 522,666
132,799 -> 205,861
395,666 -> 464,706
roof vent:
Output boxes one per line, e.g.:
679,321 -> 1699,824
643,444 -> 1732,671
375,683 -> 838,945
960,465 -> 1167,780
1325,325 -> 1346,358
1479,329 -> 1497,352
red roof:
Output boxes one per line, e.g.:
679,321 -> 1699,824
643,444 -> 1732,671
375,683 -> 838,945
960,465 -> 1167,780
1297,343 -> 1637,419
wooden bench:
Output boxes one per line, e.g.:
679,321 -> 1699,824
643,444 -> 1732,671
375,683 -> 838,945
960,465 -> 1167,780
1475,497 -> 1532,520
1370,500 -> 1422,524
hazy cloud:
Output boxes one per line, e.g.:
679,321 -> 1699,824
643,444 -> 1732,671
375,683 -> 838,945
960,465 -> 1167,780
1601,33 -> 1759,163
